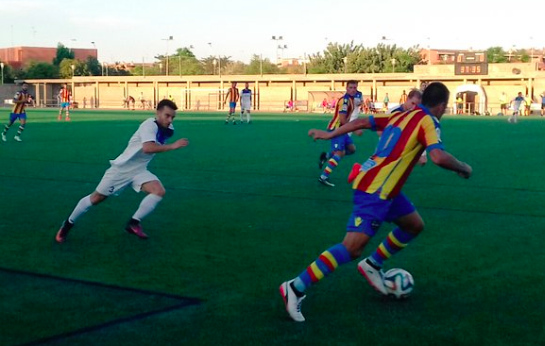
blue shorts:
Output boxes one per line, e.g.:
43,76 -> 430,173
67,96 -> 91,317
330,133 -> 353,152
61,102 -> 70,108
229,102 -> 236,109
346,190 -> 416,237
10,113 -> 26,123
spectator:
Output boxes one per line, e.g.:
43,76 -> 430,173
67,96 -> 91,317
383,93 -> 389,110
399,90 -> 407,104
284,99 -> 294,113
456,94 -> 463,114
139,92 -> 146,109
524,94 -> 532,116
126,96 -> 136,110
499,92 -> 508,115
321,98 -> 328,113
83,97 -> 87,109
540,92 -> 545,117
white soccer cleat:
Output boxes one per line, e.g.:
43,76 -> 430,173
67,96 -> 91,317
357,258 -> 388,295
279,280 -> 306,322
1,133 -> 6,142
14,135 -> 22,142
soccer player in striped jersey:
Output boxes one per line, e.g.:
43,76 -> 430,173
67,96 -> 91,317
2,82 -> 34,142
387,89 -> 428,165
240,82 -> 252,124
223,82 -> 240,124
317,80 -> 359,187
58,84 -> 72,121
280,82 -> 472,322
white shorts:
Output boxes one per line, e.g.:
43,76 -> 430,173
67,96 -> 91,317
241,102 -> 251,111
95,167 -> 158,196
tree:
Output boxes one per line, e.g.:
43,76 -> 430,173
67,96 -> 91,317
53,43 -> 75,66
85,56 -> 101,76
520,50 -> 530,63
223,61 -> 247,75
245,55 -> 280,75
22,62 -> 59,79
486,47 -> 507,63
58,59 -> 87,78
201,55 -> 232,75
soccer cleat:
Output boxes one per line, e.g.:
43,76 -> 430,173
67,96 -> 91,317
55,220 -> 74,243
357,258 -> 388,295
1,133 -> 6,142
318,176 -> 335,187
57,115 -> 62,121
65,117 -> 71,121
318,152 -> 328,169
279,280 -> 306,322
348,163 -> 362,183
14,135 -> 22,142
125,219 -> 149,239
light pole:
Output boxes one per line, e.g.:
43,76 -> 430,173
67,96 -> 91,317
212,59 -> 217,75
0,62 -> 4,85
161,36 -> 174,76
391,58 -> 397,73
272,36 -> 284,64
260,54 -> 263,76
342,56 -> 348,73
71,64 -> 75,78
426,37 -> 431,65
530,37 -> 534,63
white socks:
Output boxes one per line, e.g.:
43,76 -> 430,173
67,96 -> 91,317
132,194 -> 163,221
68,195 -> 93,223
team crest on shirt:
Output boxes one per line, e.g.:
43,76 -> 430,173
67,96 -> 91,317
355,217 -> 363,227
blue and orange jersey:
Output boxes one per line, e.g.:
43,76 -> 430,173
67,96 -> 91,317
227,87 -> 239,103
327,94 -> 354,130
352,106 -> 444,199
60,88 -> 71,103
12,90 -> 30,114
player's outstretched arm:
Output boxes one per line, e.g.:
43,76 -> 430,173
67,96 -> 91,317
429,149 -> 472,179
142,139 -> 189,154
308,117 -> 372,141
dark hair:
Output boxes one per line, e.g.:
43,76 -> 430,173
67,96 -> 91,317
407,88 -> 422,99
157,99 -> 178,111
347,80 -> 358,86
421,82 -> 450,108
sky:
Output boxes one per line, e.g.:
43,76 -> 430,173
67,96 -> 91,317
1,0 -> 542,63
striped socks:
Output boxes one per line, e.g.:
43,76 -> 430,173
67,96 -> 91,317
370,227 -> 416,267
293,243 -> 352,293
320,154 -> 341,179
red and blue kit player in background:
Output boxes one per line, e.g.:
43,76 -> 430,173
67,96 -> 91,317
58,83 -> 72,121
223,82 -> 240,125
280,82 -> 472,322
2,82 -> 34,142
317,80 -> 359,187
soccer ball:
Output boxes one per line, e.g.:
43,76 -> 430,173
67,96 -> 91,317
383,268 -> 414,299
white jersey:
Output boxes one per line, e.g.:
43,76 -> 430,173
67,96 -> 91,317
109,118 -> 174,173
349,91 -> 363,122
240,88 -> 252,104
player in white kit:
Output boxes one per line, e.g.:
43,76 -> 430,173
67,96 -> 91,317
240,82 -> 252,124
55,99 -> 189,242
